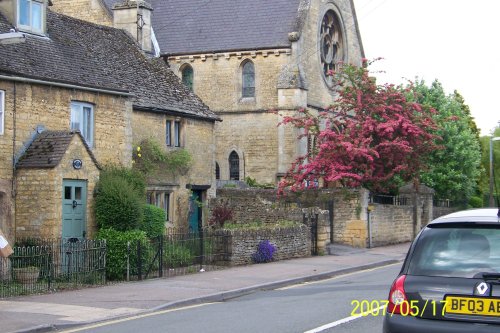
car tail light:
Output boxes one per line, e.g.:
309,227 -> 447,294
387,275 -> 410,315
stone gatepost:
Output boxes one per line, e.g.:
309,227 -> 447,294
399,183 -> 435,238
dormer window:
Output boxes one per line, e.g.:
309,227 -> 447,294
17,0 -> 45,34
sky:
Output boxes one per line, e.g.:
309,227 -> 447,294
353,0 -> 500,136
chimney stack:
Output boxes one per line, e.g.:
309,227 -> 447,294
113,1 -> 153,53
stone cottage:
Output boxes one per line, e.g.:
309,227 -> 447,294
50,0 -> 365,185
0,0 -> 218,241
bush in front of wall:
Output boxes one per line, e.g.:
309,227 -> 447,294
252,240 -> 277,264
96,228 -> 149,280
140,204 -> 166,238
95,167 -> 145,232
208,203 -> 233,228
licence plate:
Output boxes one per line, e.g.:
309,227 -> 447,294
445,296 -> 500,316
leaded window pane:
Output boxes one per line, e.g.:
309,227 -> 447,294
70,102 -> 94,147
229,151 -> 240,180
174,121 -> 180,147
32,1 -> 42,31
242,62 -> 255,98
166,120 -> 172,146
19,0 -> 30,26
182,66 -> 193,91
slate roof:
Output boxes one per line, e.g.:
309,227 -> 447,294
16,131 -> 100,169
103,0 -> 304,55
0,10 -> 218,121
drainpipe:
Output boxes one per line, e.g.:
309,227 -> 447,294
367,203 -> 375,248
11,82 -> 17,240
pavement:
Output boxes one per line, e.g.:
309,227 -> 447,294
0,242 -> 410,333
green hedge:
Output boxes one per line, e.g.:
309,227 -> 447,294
141,204 -> 166,238
95,169 -> 144,231
96,228 -> 149,280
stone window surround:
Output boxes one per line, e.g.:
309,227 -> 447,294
147,190 -> 171,221
0,90 -> 4,135
70,101 -> 94,148
166,118 -> 183,148
317,4 -> 348,90
180,63 -> 194,91
241,60 -> 255,98
17,0 -> 45,35
238,58 -> 256,104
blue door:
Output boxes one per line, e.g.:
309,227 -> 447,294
62,180 -> 87,241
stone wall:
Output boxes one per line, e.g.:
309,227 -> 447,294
213,187 -> 444,249
51,0 -> 113,27
15,135 -> 100,239
132,110 -> 217,228
217,225 -> 310,266
433,206 -> 459,219
300,0 -> 364,108
369,205 -> 414,247
0,80 -> 131,239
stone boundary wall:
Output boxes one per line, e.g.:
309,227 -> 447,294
212,187 -> 461,249
433,207 -> 459,220
216,225 -> 310,266
370,204 -> 414,247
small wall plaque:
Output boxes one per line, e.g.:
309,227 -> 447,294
73,159 -> 82,170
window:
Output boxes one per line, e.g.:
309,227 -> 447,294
17,0 -> 44,34
181,65 -> 193,91
242,61 -> 255,98
229,151 -> 240,180
166,120 -> 181,147
148,191 -> 170,221
70,102 -> 94,147
166,120 -> 171,146
174,121 -> 180,147
0,90 -> 4,135
215,162 -> 220,180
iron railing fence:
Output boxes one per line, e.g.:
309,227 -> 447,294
0,239 -> 106,298
130,229 -> 231,281
370,194 -> 410,206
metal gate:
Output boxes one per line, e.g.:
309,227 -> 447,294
303,212 -> 319,255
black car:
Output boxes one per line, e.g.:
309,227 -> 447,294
383,208 -> 500,332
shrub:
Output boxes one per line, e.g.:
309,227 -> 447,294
140,204 -> 166,238
252,240 -> 277,263
95,168 -> 144,231
468,196 -> 483,208
96,228 -> 149,280
208,203 -> 233,228
164,242 -> 194,268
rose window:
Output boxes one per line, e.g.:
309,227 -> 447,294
320,10 -> 344,87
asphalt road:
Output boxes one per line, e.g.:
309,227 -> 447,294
59,263 -> 402,333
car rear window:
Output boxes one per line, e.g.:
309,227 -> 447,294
408,225 -> 500,278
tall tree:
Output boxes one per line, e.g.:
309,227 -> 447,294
278,61 -> 439,194
412,80 -> 482,204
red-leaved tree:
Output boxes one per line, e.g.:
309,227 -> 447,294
278,60 -> 440,194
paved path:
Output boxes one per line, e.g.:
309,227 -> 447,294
0,242 -> 410,333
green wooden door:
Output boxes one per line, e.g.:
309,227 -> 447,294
62,180 -> 87,240
188,190 -> 201,233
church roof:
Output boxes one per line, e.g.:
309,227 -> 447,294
16,131 -> 100,169
0,10 -> 218,121
103,0 -> 304,55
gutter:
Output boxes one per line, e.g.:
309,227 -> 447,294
0,75 -> 133,97
133,105 -> 222,122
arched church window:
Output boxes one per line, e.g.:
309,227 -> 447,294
215,162 -> 220,180
229,151 -> 240,180
181,65 -> 194,91
320,10 -> 344,88
242,61 -> 255,98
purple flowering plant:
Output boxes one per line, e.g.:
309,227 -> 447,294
252,240 -> 277,263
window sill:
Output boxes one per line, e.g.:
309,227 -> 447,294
239,97 -> 256,104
